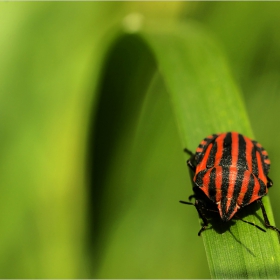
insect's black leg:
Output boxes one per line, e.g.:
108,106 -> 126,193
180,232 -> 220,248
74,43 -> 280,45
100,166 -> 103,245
235,215 -> 266,232
267,176 -> 273,188
257,199 -> 280,234
183,148 -> 196,172
194,200 -> 209,236
179,200 -> 209,236
188,194 -> 196,201
187,160 -> 196,172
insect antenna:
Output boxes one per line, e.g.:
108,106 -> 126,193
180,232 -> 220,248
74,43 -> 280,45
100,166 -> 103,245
179,200 -> 219,213
183,148 -> 194,156
179,200 -> 194,206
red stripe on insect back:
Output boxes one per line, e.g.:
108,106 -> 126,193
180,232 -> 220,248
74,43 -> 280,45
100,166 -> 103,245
195,134 -> 215,154
237,170 -> 250,206
196,143 -> 213,174
244,136 -> 254,173
262,150 -> 271,167
215,166 -> 223,202
256,143 -> 262,149
256,151 -> 267,185
201,140 -> 208,146
214,133 -> 227,166
227,166 -> 238,212
202,169 -> 211,197
195,140 -> 207,154
264,159 -> 271,165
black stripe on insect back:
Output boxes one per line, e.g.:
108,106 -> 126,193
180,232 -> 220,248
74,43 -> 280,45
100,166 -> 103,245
262,154 -> 270,175
195,169 -> 208,188
219,133 -> 232,219
221,166 -> 230,218
208,168 -> 217,201
237,134 -> 248,169
206,141 -> 217,168
219,132 -> 232,167
251,143 -> 259,177
258,179 -> 267,197
196,134 -> 219,165
256,145 -> 269,176
242,173 -> 255,206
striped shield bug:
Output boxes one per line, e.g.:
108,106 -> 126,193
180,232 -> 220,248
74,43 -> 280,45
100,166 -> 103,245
180,132 -> 280,236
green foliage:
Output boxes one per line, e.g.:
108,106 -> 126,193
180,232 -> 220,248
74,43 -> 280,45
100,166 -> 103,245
0,2 -> 280,278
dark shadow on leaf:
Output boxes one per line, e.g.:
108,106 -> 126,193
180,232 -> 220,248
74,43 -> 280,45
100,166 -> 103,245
228,229 -> 256,257
86,34 -> 157,275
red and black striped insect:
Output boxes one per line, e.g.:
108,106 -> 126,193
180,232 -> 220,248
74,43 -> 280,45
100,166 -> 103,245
180,132 -> 280,236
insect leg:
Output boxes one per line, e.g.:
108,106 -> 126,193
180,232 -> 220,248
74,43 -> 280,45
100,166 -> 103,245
267,176 -> 273,188
188,194 -> 196,201
187,160 -> 196,172
195,200 -> 210,236
180,200 -> 209,236
183,148 -> 196,172
257,199 -> 280,234
234,214 -> 266,232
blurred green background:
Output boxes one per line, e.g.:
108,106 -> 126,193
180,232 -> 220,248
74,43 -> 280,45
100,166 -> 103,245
1,2 -> 280,278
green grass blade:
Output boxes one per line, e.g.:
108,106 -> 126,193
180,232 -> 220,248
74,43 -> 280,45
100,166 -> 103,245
138,21 -> 280,278
94,20 -> 280,278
